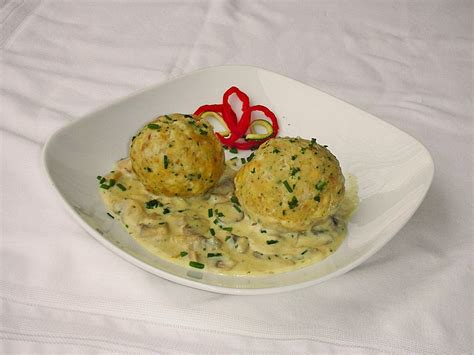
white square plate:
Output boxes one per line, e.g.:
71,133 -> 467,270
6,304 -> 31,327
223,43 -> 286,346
42,65 -> 434,295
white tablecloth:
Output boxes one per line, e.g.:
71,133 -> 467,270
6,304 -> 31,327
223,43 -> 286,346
1,0 -> 472,353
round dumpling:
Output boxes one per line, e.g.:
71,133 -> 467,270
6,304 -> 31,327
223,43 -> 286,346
234,137 -> 345,232
130,113 -> 224,197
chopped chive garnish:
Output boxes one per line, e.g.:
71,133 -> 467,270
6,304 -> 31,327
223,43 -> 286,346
208,208 -> 213,218
288,196 -> 299,209
189,261 -> 205,269
291,155 -> 298,160
108,179 -> 116,187
230,157 -> 238,161
100,177 -> 106,184
283,180 -> 293,193
207,253 -> 222,258
213,218 -> 219,225
250,168 -> 256,174
209,228 -> 216,236
180,251 -> 188,257
117,183 -> 127,191
147,123 -> 161,130
301,249 -> 308,255
225,236 -> 231,241
266,240 -> 279,245
146,167 -> 152,172
165,115 -> 173,120
230,196 -> 240,205
229,147 -> 238,154
163,208 -> 170,214
241,158 -> 246,164
100,184 -> 110,189
290,167 -> 301,176
184,114 -> 193,119
199,129 -> 207,135
106,212 -> 114,219
233,204 -> 242,213
145,199 -> 162,209
96,175 -> 102,180
260,229 -> 267,233
246,153 -> 255,162
314,195 -> 320,202
222,227 -> 233,232
163,155 -> 169,169
272,148 -> 280,154
315,180 -> 327,191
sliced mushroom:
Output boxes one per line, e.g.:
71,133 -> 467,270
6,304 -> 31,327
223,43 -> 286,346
181,215 -> 210,237
215,257 -> 236,270
214,202 -> 244,224
210,176 -> 235,196
139,222 -> 169,238
225,234 -> 249,253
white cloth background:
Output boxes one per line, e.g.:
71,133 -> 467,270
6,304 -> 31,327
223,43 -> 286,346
1,0 -> 472,353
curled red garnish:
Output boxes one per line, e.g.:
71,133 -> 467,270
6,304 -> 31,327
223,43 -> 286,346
193,86 -> 279,150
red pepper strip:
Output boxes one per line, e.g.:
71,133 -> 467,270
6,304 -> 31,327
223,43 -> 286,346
222,86 -> 250,132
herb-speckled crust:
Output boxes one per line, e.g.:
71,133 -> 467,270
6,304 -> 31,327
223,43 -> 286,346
130,113 -> 225,197
234,137 -> 345,232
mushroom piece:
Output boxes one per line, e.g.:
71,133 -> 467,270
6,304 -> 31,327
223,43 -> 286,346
225,234 -> 249,254
181,215 -> 210,237
210,175 -> 235,196
139,222 -> 169,238
215,257 -> 236,270
214,202 -> 244,224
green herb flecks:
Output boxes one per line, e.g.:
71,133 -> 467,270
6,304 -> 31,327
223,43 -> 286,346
189,261 -> 205,269
314,195 -> 321,202
288,196 -> 299,209
208,209 -> 213,218
106,212 -> 114,219
180,251 -> 188,257
315,180 -> 327,191
145,199 -> 162,209
147,123 -> 161,130
209,228 -> 216,236
117,183 -> 127,191
229,147 -> 238,154
283,180 -> 293,193
207,253 -> 222,258
246,153 -> 255,162
266,240 -> 279,245
230,196 -> 240,205
290,167 -> 301,176
163,208 -> 171,214
163,155 -> 169,169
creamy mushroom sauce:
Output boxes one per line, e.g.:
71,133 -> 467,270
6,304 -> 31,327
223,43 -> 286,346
99,159 -> 358,275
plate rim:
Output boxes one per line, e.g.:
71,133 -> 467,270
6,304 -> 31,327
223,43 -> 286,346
41,64 -> 435,295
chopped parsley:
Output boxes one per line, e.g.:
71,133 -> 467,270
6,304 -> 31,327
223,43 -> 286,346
189,261 -> 205,269
288,196 -> 299,209
266,240 -> 279,245
283,180 -> 293,193
145,199 -> 162,209
147,123 -> 161,130
290,167 -> 301,176
315,180 -> 327,191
